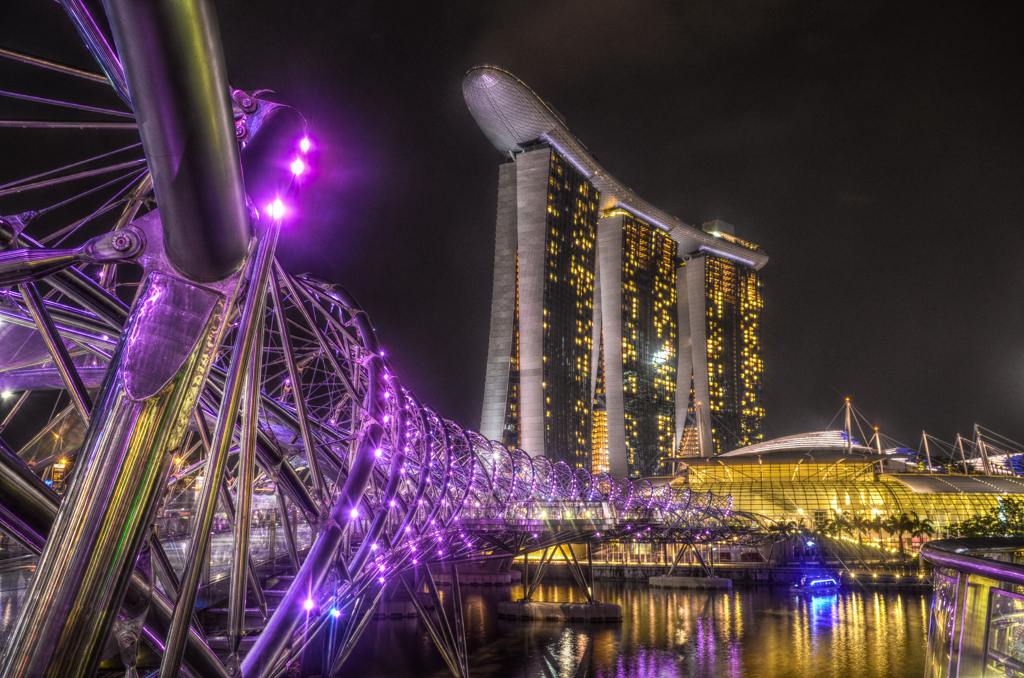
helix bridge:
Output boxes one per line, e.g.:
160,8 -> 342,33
0,2 -> 761,676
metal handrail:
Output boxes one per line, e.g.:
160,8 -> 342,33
920,537 -> 1024,585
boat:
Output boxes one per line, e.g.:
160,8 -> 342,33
792,575 -> 840,593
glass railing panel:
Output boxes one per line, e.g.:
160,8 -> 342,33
986,588 -> 1024,677
925,568 -> 959,678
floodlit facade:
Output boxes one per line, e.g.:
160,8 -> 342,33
678,431 -> 1018,537
466,66 -> 768,474
678,220 -> 765,456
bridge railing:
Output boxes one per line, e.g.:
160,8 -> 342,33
920,537 -> 1024,678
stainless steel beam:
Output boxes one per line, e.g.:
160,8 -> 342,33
159,224 -> 277,678
101,0 -> 250,282
271,268 -> 328,507
228,325 -> 263,660
18,283 -> 93,424
0,273 -> 228,678
58,0 -> 131,105
0,46 -> 109,84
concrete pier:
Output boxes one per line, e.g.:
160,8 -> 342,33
649,576 -> 732,589
497,601 -> 622,622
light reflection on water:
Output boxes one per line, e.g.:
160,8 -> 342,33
0,575 -> 931,677
340,581 -> 929,678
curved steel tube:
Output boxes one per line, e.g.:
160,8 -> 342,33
101,0 -> 250,282
921,537 -> 1024,586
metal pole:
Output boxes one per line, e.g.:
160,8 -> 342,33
522,546 -> 530,601
845,398 -> 852,453
922,432 -> 933,472
57,0 -> 131,105
957,434 -> 968,474
228,325 -> 263,664
976,425 -> 993,476
692,543 -> 713,578
271,270 -> 328,507
18,282 -> 92,423
159,224 -> 276,678
450,563 -> 469,677
276,487 -> 302,572
696,401 -> 707,458
587,543 -> 595,599
0,390 -> 30,433
101,0 -> 251,282
666,543 -> 687,577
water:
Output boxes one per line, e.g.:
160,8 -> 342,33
0,572 -> 931,677
342,581 -> 931,678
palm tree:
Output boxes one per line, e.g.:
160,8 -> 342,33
882,512 -> 917,559
851,514 -> 872,547
833,511 -> 855,540
765,519 -> 799,562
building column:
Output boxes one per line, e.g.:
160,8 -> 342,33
684,256 -> 714,457
480,162 -> 518,440
515,149 -> 553,457
597,214 -> 628,477
674,263 -> 691,454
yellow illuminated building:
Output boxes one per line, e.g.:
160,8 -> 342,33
678,432 -> 1008,537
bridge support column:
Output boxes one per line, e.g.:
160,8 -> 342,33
403,564 -> 469,678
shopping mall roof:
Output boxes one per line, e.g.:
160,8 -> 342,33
675,430 -> 913,466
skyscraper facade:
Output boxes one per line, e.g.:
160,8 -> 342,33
676,221 -> 765,458
595,211 -> 679,477
466,66 -> 767,475
479,145 -> 599,469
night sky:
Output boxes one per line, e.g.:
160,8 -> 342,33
3,1 -> 1022,452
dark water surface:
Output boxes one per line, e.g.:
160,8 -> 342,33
342,581 -> 930,678
0,572 -> 931,677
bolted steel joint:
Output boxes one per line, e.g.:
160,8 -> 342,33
235,121 -> 247,140
79,226 -> 146,262
111,233 -> 133,252
232,89 -> 258,114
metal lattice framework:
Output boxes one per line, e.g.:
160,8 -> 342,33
0,3 -> 762,677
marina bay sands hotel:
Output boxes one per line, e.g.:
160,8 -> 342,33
465,66 -> 768,478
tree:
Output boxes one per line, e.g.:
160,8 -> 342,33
764,519 -> 807,562
851,514 -> 872,546
881,512 -> 917,559
909,511 -> 934,544
949,497 -> 1024,537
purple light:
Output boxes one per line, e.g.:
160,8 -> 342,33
303,598 -> 315,612
300,137 -> 311,153
331,608 -> 341,618
349,508 -> 359,519
290,158 -> 306,176
266,198 -> 286,220
378,577 -> 385,584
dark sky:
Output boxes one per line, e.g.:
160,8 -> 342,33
4,1 -> 1023,450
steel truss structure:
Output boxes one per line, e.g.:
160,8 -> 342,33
0,2 -> 762,676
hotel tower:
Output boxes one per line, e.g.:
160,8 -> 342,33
465,66 -> 767,477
